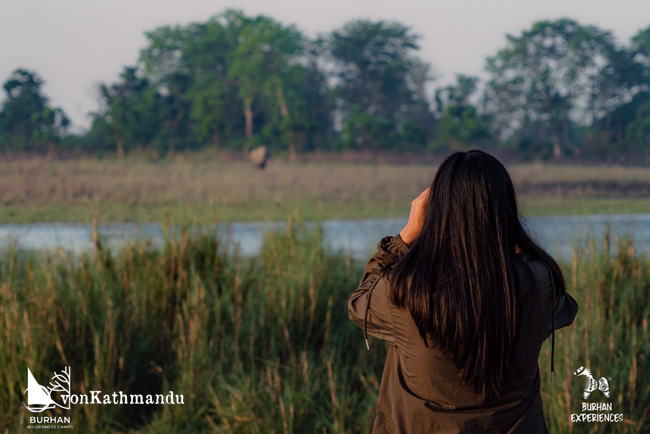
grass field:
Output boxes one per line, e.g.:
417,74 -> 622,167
2,154 -> 647,432
1,154 -> 650,224
0,223 -> 647,432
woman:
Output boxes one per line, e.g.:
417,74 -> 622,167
348,150 -> 578,433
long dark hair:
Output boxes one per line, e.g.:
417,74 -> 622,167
389,150 -> 565,401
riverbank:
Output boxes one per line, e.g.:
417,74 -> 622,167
0,224 -> 647,432
2,155 -> 650,223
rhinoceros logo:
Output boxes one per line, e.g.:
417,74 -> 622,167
574,366 -> 611,400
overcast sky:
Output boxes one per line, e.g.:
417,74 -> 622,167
3,0 -> 650,131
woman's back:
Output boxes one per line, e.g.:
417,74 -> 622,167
348,151 -> 578,433
349,236 -> 578,433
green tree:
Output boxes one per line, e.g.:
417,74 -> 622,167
99,66 -> 162,156
0,69 -> 69,153
435,74 -> 480,109
578,27 -> 649,155
189,75 -> 228,150
139,24 -> 186,83
227,12 -> 304,156
341,106 -> 395,150
141,18 -> 236,151
631,26 -> 650,76
328,20 -> 433,149
293,39 -> 333,151
624,100 -> 650,152
180,20 -> 231,151
139,10 -> 320,156
434,75 -> 489,150
329,20 -> 420,117
485,19 -> 629,157
260,61 -> 322,155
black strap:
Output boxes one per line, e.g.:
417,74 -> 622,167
541,261 -> 557,383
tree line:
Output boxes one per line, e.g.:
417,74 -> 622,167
2,10 -> 650,160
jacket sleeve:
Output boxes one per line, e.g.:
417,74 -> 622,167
348,234 -> 410,344
528,259 -> 579,345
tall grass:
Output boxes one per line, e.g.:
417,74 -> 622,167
0,221 -> 648,432
540,234 -> 650,433
0,220 -> 386,433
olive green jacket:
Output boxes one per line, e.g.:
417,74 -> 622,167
348,235 -> 578,433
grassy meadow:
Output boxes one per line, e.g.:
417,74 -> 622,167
0,153 -> 649,432
0,221 -> 648,433
1,153 -> 650,224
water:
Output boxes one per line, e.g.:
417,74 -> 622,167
0,214 -> 649,261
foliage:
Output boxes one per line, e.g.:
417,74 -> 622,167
4,15 -> 650,158
98,67 -> 168,156
434,74 -> 490,150
539,236 -> 650,433
0,225 -> 648,432
624,100 -> 650,152
329,20 -> 433,149
0,222 -> 383,432
329,20 -> 419,118
341,106 -> 395,150
0,69 -> 69,153
485,19 -> 644,157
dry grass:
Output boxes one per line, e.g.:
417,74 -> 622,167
1,155 -> 649,223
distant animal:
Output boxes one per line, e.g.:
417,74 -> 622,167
250,146 -> 270,169
574,366 -> 611,399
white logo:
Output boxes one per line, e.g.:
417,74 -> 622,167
23,364 -> 184,411
22,363 -> 184,430
23,367 -> 71,413
570,365 -> 623,423
573,366 -> 611,400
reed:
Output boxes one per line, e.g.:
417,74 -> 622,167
0,220 -> 647,432
539,233 -> 650,433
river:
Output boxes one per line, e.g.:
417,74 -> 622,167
1,214 -> 649,261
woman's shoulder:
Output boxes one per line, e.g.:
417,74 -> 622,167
513,253 -> 552,280
512,254 -> 554,301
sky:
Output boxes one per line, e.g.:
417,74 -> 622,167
2,0 -> 650,131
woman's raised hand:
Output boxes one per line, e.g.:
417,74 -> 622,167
399,187 -> 430,246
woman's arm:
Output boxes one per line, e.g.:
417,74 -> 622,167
348,235 -> 410,345
399,187 -> 429,245
348,188 -> 426,346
